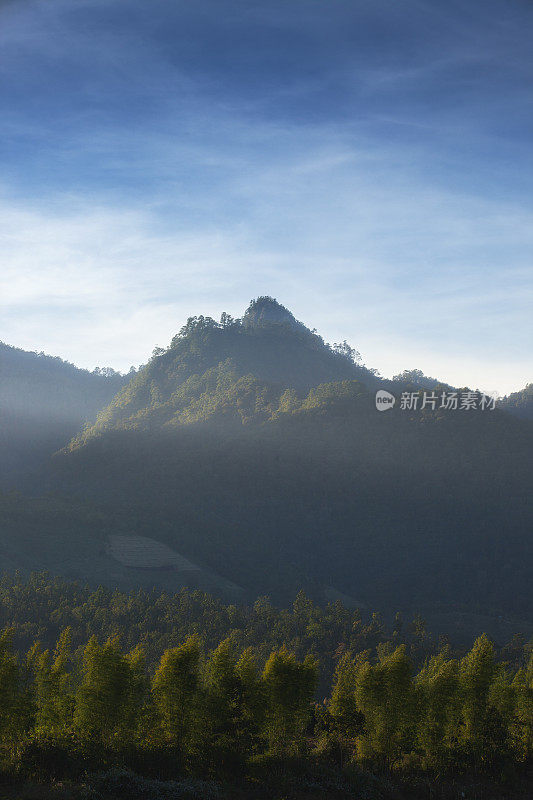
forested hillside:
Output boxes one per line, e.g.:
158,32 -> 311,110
1,298 -> 531,632
499,383 -> 533,420
65,298 -> 379,444
0,574 -> 531,800
0,299 -> 532,798
40,299 -> 532,622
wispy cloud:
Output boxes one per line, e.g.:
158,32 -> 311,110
0,0 -> 531,395
1,155 -> 530,395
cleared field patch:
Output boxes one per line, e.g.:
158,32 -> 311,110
107,534 -> 201,572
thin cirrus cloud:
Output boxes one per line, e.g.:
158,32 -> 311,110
0,0 -> 531,395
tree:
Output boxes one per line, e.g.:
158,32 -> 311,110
73,636 -> 137,748
392,368 -> 441,388
261,647 -> 317,756
152,637 -> 203,756
329,652 -> 364,763
125,646 -> 151,745
459,634 -> 510,766
0,628 -> 29,764
354,645 -> 415,767
35,628 -> 75,735
203,639 -> 261,770
277,388 -> 299,414
332,341 -> 361,364
219,312 -> 235,328
511,649 -> 533,760
415,651 -> 460,767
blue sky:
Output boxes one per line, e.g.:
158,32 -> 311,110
0,0 -> 531,394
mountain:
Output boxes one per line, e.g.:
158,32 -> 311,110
0,342 -> 127,487
34,297 -> 532,626
62,297 -> 379,447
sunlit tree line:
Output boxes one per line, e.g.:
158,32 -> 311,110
323,635 -> 533,772
0,627 -> 531,779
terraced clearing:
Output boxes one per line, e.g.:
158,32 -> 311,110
106,533 -> 244,598
107,534 -> 201,571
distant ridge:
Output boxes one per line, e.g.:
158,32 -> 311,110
0,341 -> 127,487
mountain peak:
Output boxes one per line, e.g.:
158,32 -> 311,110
242,297 -> 303,330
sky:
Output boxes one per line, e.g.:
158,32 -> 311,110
0,0 -> 532,395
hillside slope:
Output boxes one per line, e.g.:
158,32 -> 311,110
0,342 -> 127,486
44,299 -> 532,617
66,297 -> 379,447
499,383 -> 533,420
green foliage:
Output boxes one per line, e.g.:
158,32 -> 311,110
354,645 -> 415,767
512,650 -> 533,759
0,579 -> 529,787
458,634 -> 512,766
261,647 -> 318,756
73,637 -> 141,747
415,651 -> 461,767
330,652 -> 364,742
152,637 -> 203,753
202,639 -> 262,770
0,628 -> 27,758
35,628 -> 75,735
